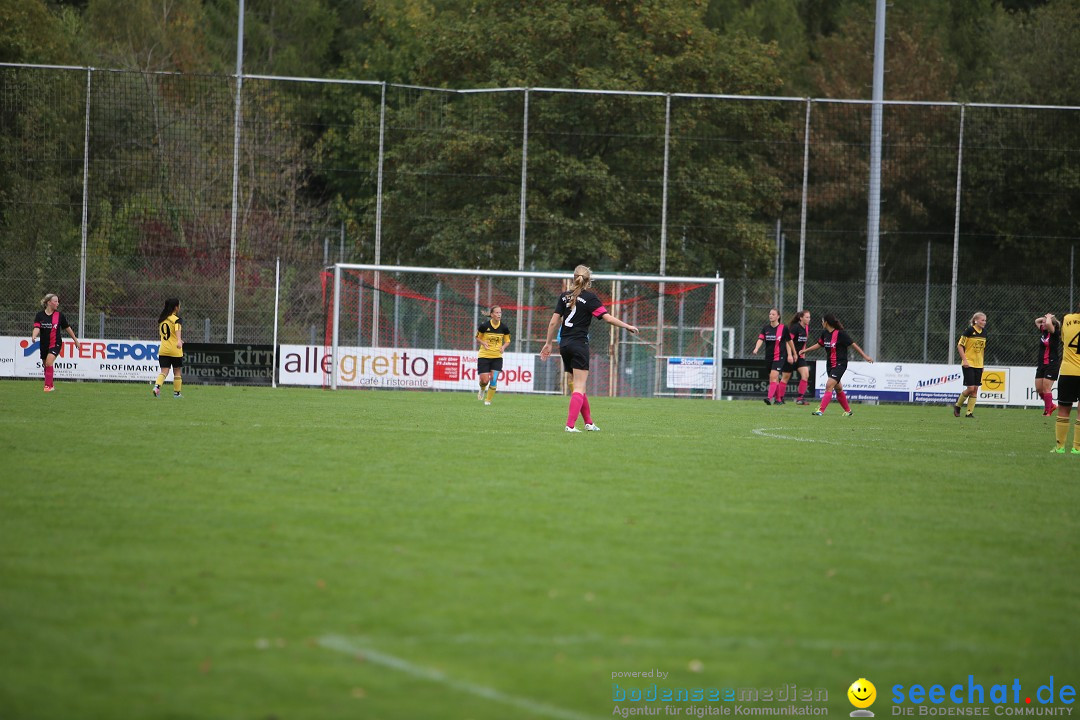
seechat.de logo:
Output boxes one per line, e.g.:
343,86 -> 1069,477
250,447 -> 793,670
849,678 -> 877,718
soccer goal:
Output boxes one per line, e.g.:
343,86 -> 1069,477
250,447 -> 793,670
322,264 -> 726,399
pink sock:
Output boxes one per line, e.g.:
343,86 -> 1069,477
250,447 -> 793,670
837,390 -> 851,412
1043,392 -> 1055,411
819,392 -> 832,411
44,366 -> 54,387
567,392 -> 584,428
581,394 -> 593,425
798,379 -> 807,397
777,384 -> 786,401
767,381 -> 777,400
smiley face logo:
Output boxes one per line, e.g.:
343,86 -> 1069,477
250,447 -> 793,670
848,678 -> 877,711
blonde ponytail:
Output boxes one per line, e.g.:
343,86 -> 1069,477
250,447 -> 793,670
568,265 -> 592,307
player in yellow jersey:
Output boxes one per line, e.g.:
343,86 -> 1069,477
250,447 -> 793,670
953,312 -> 987,418
476,305 -> 510,406
1051,311 -> 1080,454
154,298 -> 184,398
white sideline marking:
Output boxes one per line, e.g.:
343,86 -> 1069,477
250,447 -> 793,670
752,427 -> 872,447
318,635 -> 600,720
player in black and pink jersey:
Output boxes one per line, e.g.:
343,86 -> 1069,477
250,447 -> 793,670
1034,312 -> 1062,416
752,308 -> 796,405
801,313 -> 873,416
30,293 -> 79,392
540,265 -> 638,433
780,309 -> 812,405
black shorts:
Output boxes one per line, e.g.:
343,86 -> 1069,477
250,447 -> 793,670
560,340 -> 590,372
1035,362 -> 1061,381
962,366 -> 983,387
765,359 -> 785,373
160,355 -> 184,369
826,362 -> 848,382
1057,375 -> 1080,405
782,358 -> 808,374
477,357 -> 503,374
40,345 -> 62,360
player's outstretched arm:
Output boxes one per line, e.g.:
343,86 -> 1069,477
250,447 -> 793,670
852,342 -> 873,363
601,313 -> 637,334
801,342 -> 821,356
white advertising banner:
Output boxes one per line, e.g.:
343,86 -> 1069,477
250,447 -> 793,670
1,337 -> 160,382
666,357 -> 715,389
277,345 -> 537,392
813,360 -> 1046,407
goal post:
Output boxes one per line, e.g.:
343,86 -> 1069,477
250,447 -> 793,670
325,264 -> 725,399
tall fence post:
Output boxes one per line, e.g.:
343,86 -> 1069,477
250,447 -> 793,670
226,0 -> 246,343
797,99 -> 811,313
516,89 -> 530,347
78,68 -> 92,339
372,82 -> 387,348
949,105 -> 967,364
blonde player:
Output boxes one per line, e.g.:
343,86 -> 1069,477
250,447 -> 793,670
476,305 -> 511,406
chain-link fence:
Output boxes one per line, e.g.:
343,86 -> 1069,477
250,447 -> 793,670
2,64 -> 1078,367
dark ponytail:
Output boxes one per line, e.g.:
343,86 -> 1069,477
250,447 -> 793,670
823,313 -> 844,330
158,298 -> 180,324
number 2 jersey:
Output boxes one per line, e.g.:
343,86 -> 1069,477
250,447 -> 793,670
1060,313 -> 1080,377
554,289 -> 608,344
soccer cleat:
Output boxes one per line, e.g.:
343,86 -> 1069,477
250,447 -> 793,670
775,399 -> 785,405
43,386 -> 55,393
763,397 -> 772,405
484,401 -> 491,406
565,426 -> 581,433
478,387 -> 485,400
965,412 -> 974,418
585,423 -> 600,431
843,410 -> 853,416
1046,405 -> 1058,416
1051,447 -> 1065,454
794,398 -> 807,405
1072,449 -> 1080,455
952,405 -> 961,417
153,385 -> 160,398
812,410 -> 823,416
173,392 -> 183,398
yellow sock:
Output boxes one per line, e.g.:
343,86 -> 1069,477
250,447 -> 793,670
485,387 -> 496,403
966,395 -> 977,413
174,377 -> 183,393
955,393 -> 965,407
1055,417 -> 1069,448
1074,419 -> 1080,451
155,373 -> 166,386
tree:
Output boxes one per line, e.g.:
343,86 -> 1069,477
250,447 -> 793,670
320,0 -> 788,276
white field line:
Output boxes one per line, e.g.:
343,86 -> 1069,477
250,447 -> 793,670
751,426 -> 1017,456
318,635 -> 602,720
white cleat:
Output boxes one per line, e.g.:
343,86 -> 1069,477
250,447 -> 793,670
585,423 -> 601,431
565,426 -> 581,433
484,401 -> 491,406
478,387 -> 485,400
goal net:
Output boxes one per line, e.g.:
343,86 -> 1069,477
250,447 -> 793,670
320,264 -> 726,399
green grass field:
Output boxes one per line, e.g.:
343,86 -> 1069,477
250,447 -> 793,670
1,379 -> 1077,720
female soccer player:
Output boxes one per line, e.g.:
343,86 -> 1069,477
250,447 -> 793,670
953,311 -> 987,418
1035,312 -> 1061,416
801,313 -> 873,416
1051,310 -> 1080,453
751,308 -> 796,405
780,309 -> 812,405
154,298 -> 184,398
539,265 -> 638,432
476,304 -> 511,406
31,293 -> 79,392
